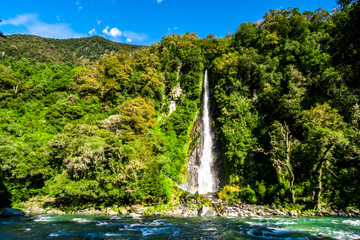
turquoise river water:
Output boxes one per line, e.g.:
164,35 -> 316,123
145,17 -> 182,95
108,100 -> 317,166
1,214 -> 360,239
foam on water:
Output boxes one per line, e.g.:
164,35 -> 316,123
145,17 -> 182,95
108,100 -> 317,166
104,233 -> 124,237
72,218 -> 93,223
343,219 -> 360,226
96,221 -> 116,226
141,227 -> 172,236
48,231 -> 67,237
34,216 -> 55,222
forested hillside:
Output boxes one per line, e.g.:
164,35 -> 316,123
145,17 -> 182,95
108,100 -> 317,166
0,0 -> 359,212
0,35 -> 144,64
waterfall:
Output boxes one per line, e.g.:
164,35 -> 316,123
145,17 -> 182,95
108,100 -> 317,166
198,70 -> 215,194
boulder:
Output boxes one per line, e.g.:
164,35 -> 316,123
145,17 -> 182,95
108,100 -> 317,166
288,210 -> 298,216
349,208 -> 360,216
118,207 -> 128,215
106,208 -> 118,215
182,208 -> 189,217
198,206 -> 210,216
129,212 -> 141,219
0,208 -> 25,217
204,208 -> 216,216
130,205 -> 144,214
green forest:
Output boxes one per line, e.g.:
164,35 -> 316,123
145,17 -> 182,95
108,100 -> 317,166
0,0 -> 359,212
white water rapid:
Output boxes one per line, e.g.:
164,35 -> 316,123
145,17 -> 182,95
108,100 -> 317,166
198,70 -> 215,194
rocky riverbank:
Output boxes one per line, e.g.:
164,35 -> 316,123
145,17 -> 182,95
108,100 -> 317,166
16,196 -> 360,219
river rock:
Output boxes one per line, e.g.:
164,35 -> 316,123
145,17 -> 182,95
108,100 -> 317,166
129,212 -> 141,219
0,208 -> 25,217
106,209 -> 118,215
118,207 -> 128,215
182,208 -> 189,217
349,209 -> 360,216
130,205 -> 144,214
198,206 -> 210,216
83,233 -> 104,240
337,210 -> 347,217
288,210 -> 298,216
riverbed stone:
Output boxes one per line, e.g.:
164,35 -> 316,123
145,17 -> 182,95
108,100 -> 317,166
130,205 -> 144,214
349,209 -> 360,216
0,208 -> 25,217
288,210 -> 298,216
118,207 -> 128,215
129,212 -> 142,218
198,206 -> 210,216
106,209 -> 118,215
83,233 -> 104,240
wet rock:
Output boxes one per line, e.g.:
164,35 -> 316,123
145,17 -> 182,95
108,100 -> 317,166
130,205 -> 144,214
46,209 -> 65,215
182,208 -> 189,217
251,230 -> 263,237
171,206 -> 183,215
275,209 -> 287,216
106,208 -> 118,215
288,210 -> 298,216
349,208 -> 360,216
83,233 -> 104,240
0,208 -> 25,217
129,212 -> 142,219
25,205 -> 45,215
198,206 -> 210,216
118,207 -> 128,215
337,210 -> 347,217
204,208 -> 216,216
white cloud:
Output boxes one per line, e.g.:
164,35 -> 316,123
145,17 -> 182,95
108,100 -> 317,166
126,38 -> 132,43
0,14 -> 85,39
97,20 -> 102,25
174,27 -> 178,30
102,26 -> 110,35
109,27 -> 122,37
123,31 -> 147,42
88,28 -> 96,35
157,0 -> 163,3
0,14 -> 34,26
102,26 -> 122,37
56,16 -> 61,21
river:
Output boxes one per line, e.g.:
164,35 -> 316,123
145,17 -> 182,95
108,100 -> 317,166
1,214 -> 360,239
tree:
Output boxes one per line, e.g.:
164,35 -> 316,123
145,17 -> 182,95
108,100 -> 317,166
301,103 -> 348,209
268,121 -> 299,204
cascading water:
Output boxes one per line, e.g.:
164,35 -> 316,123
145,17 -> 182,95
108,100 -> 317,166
198,70 -> 215,194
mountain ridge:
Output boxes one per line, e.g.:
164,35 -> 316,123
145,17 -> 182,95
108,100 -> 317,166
0,34 -> 145,64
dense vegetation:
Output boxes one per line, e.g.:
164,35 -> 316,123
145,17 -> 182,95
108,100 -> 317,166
0,0 -> 359,211
0,35 -> 144,64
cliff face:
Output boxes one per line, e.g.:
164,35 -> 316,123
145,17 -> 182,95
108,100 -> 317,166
186,114 -> 202,192
186,111 -> 221,193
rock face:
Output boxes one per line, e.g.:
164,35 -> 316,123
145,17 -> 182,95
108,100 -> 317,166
186,114 -> 202,192
168,83 -> 183,115
0,208 -> 25,217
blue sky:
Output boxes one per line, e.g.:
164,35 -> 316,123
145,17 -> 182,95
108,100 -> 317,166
1,0 -> 337,46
